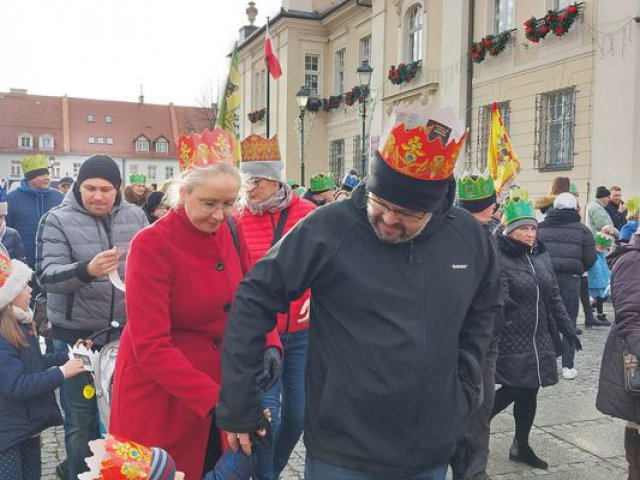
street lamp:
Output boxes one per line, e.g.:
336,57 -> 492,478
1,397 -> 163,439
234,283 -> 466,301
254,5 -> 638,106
295,86 -> 310,186
48,156 -> 56,178
356,60 -> 373,175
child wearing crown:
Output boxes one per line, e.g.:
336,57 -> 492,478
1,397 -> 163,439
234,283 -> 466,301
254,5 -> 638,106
0,254 -> 86,480
589,232 -> 614,324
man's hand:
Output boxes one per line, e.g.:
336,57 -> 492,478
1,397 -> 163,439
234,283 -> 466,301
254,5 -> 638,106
620,202 -> 627,213
256,347 -> 282,391
87,247 -> 121,278
601,225 -> 614,235
225,409 -> 271,455
298,298 -> 310,324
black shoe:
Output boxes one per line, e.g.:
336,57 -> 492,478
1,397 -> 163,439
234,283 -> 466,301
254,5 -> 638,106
585,317 -> 608,328
55,460 -> 69,480
575,327 -> 583,335
596,314 -> 612,326
509,439 -> 549,470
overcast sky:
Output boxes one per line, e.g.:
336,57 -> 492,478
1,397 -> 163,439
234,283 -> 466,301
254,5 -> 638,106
0,0 -> 282,106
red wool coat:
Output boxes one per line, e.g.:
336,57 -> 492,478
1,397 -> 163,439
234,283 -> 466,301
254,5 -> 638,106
239,195 -> 316,334
109,206 -> 280,480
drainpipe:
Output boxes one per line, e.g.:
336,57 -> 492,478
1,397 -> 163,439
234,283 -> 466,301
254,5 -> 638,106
465,0 -> 475,160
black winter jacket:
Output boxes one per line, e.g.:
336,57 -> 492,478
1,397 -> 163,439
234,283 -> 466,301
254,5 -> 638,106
496,235 -> 576,389
217,182 -> 502,478
596,237 -> 640,422
605,202 -> 627,231
538,208 -> 597,275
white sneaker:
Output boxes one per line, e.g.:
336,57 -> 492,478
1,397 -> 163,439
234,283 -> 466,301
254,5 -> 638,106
562,367 -> 578,380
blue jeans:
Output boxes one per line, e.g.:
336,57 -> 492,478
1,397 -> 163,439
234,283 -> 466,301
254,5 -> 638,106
53,339 -> 100,479
305,455 -> 448,480
256,329 -> 308,480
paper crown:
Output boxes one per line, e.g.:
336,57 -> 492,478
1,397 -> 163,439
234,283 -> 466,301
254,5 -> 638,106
177,127 -> 236,171
79,435 -> 177,480
626,196 -> 640,215
595,232 -> 613,249
0,254 -> 32,310
241,135 -> 281,162
378,105 -> 468,181
569,182 -> 578,194
129,173 -> 147,185
21,154 -> 49,174
503,188 -> 536,225
310,173 -> 335,192
456,171 -> 496,201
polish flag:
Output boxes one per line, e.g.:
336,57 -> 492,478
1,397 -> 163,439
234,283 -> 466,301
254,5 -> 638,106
265,24 -> 282,79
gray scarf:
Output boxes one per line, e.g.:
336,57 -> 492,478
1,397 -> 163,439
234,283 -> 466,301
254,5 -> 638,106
247,184 -> 294,215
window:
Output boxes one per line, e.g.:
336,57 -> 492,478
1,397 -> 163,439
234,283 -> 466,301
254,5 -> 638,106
72,163 -> 82,176
253,70 -> 266,109
88,136 -> 95,144
52,163 -> 61,179
135,136 -> 149,152
304,54 -> 320,95
155,138 -> 169,154
493,0 -> 515,33
406,6 -> 423,63
335,49 -> 346,95
550,0 -> 573,9
476,101 -> 511,169
39,135 -> 54,150
147,166 -> 157,181
359,35 -> 371,64
87,114 -> 95,123
329,139 -> 345,180
97,137 -> 105,144
107,137 -> 114,145
105,115 -> 113,124
534,87 -> 576,170
353,134 -> 369,176
129,165 -> 139,174
18,134 -> 32,149
10,160 -> 21,177
165,166 -> 175,179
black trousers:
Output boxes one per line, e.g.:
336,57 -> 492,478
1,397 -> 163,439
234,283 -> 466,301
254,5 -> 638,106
556,273 -> 580,368
580,275 -> 596,323
491,386 -> 539,444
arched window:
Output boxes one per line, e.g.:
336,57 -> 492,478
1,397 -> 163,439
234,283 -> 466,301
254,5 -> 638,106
135,136 -> 149,153
406,5 -> 423,63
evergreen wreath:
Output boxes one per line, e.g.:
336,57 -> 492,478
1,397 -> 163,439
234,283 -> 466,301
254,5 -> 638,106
524,2 -> 581,43
388,60 -> 422,85
470,30 -> 513,63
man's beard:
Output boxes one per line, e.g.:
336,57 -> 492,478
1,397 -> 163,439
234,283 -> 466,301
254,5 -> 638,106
366,211 -> 428,244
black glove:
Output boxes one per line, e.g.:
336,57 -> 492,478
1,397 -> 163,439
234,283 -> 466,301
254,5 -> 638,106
570,334 -> 582,352
256,347 -> 282,391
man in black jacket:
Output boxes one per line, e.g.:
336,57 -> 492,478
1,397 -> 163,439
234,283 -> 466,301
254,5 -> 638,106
217,111 -> 502,479
605,185 -> 627,231
538,193 -> 598,380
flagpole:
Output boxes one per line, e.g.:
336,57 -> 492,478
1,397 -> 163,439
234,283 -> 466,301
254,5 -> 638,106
266,16 -> 271,138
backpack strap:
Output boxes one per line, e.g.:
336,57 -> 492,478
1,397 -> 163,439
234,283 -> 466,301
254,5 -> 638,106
270,208 -> 290,247
226,218 -> 241,258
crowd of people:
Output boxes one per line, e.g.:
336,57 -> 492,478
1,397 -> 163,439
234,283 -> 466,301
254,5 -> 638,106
0,105 -> 638,480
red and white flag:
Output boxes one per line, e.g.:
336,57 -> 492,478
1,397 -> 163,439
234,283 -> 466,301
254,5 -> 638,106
265,24 -> 282,79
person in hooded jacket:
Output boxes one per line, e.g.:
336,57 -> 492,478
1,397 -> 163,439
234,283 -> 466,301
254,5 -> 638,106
492,190 -> 581,471
124,173 -> 151,207
537,193 -> 598,380
596,227 -> 640,480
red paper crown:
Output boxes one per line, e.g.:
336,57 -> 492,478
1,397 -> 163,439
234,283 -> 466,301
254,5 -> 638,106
379,123 -> 467,180
241,135 -> 281,162
177,127 -> 236,171
81,435 -> 152,479
0,254 -> 12,288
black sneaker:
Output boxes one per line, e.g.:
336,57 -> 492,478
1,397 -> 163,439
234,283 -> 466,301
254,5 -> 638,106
596,314 -> 612,326
575,327 -> 583,336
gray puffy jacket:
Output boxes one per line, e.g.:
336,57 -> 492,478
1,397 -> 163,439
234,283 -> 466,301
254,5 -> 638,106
35,191 -> 148,344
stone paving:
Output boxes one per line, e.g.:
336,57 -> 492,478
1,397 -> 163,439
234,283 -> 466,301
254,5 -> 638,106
42,306 -> 626,479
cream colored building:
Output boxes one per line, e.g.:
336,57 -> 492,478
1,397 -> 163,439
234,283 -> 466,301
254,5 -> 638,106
237,0 -> 640,200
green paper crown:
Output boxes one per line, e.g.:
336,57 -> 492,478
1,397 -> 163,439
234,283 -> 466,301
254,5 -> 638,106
310,173 -> 336,192
456,172 -> 496,201
569,182 -> 578,194
21,154 -> 49,174
626,196 -> 640,215
129,173 -> 147,185
595,232 -> 613,249
503,188 -> 536,225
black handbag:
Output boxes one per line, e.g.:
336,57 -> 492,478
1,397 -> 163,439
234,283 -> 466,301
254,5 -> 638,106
33,292 -> 52,338
623,341 -> 640,397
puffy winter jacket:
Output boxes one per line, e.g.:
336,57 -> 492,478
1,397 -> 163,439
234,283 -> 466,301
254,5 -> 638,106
238,194 -> 315,334
0,325 -> 68,451
537,208 -> 597,275
218,182 -> 502,478
587,199 -> 619,237
1,227 -> 26,262
496,235 -> 576,389
596,236 -> 640,422
35,189 -> 148,344
6,181 -> 64,267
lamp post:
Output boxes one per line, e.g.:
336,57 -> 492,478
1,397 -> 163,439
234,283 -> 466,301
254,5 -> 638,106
356,60 -> 373,175
295,86 -> 310,186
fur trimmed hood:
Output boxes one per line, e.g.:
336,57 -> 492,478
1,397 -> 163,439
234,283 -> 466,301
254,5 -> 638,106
124,185 -> 151,207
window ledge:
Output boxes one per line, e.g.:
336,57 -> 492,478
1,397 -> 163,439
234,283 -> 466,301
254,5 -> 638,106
538,163 -> 574,172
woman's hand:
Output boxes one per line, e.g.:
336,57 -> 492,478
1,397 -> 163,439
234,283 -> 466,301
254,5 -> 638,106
61,358 -> 86,379
298,298 -> 311,324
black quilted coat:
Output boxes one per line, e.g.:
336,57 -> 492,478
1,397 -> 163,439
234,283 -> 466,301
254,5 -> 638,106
496,235 -> 576,388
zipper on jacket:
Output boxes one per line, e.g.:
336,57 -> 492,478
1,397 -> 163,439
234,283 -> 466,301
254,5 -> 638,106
525,253 -> 543,386
270,211 -> 292,333
100,217 -> 116,331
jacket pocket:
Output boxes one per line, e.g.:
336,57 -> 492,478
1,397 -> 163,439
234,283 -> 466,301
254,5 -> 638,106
458,349 -> 482,417
65,293 -> 74,321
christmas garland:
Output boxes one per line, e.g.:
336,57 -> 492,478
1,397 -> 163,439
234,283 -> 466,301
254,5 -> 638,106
470,30 -> 514,63
247,108 -> 266,123
322,95 -> 343,112
302,86 -> 370,113
345,86 -> 369,106
306,98 -> 322,112
388,60 -> 421,85
524,3 -> 581,43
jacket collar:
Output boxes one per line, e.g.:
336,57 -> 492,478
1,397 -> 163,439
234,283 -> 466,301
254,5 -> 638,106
541,208 -> 581,225
497,234 -> 545,257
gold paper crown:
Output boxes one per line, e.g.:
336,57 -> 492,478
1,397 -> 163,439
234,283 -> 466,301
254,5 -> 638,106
379,123 -> 467,181
177,127 -> 236,171
241,135 -> 281,162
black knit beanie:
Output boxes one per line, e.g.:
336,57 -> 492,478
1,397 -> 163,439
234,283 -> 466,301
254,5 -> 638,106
76,155 -> 122,189
24,168 -> 50,182
459,193 -> 497,213
367,151 -> 449,211
595,186 -> 611,199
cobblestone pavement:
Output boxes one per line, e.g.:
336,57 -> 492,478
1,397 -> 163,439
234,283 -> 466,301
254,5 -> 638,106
43,307 -> 625,480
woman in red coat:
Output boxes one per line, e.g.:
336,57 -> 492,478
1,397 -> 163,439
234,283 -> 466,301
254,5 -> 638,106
238,135 -> 316,480
110,160 -> 281,480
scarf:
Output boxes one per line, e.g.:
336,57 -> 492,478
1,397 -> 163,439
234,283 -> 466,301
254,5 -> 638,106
247,183 -> 294,216
12,305 -> 34,324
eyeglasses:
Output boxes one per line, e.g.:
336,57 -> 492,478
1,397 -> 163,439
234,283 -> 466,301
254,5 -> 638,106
366,194 -> 428,221
197,198 -> 238,215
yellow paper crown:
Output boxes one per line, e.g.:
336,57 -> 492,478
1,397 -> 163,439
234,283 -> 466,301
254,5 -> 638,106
21,154 -> 49,174
241,135 -> 281,162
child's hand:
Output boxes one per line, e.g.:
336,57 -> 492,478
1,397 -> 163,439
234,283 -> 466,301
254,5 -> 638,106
61,358 -> 85,379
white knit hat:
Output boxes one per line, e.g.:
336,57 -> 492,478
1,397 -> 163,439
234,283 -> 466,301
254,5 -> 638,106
0,254 -> 32,309
554,192 -> 578,210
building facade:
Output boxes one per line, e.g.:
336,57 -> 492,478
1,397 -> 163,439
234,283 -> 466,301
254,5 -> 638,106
0,89 -> 213,186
